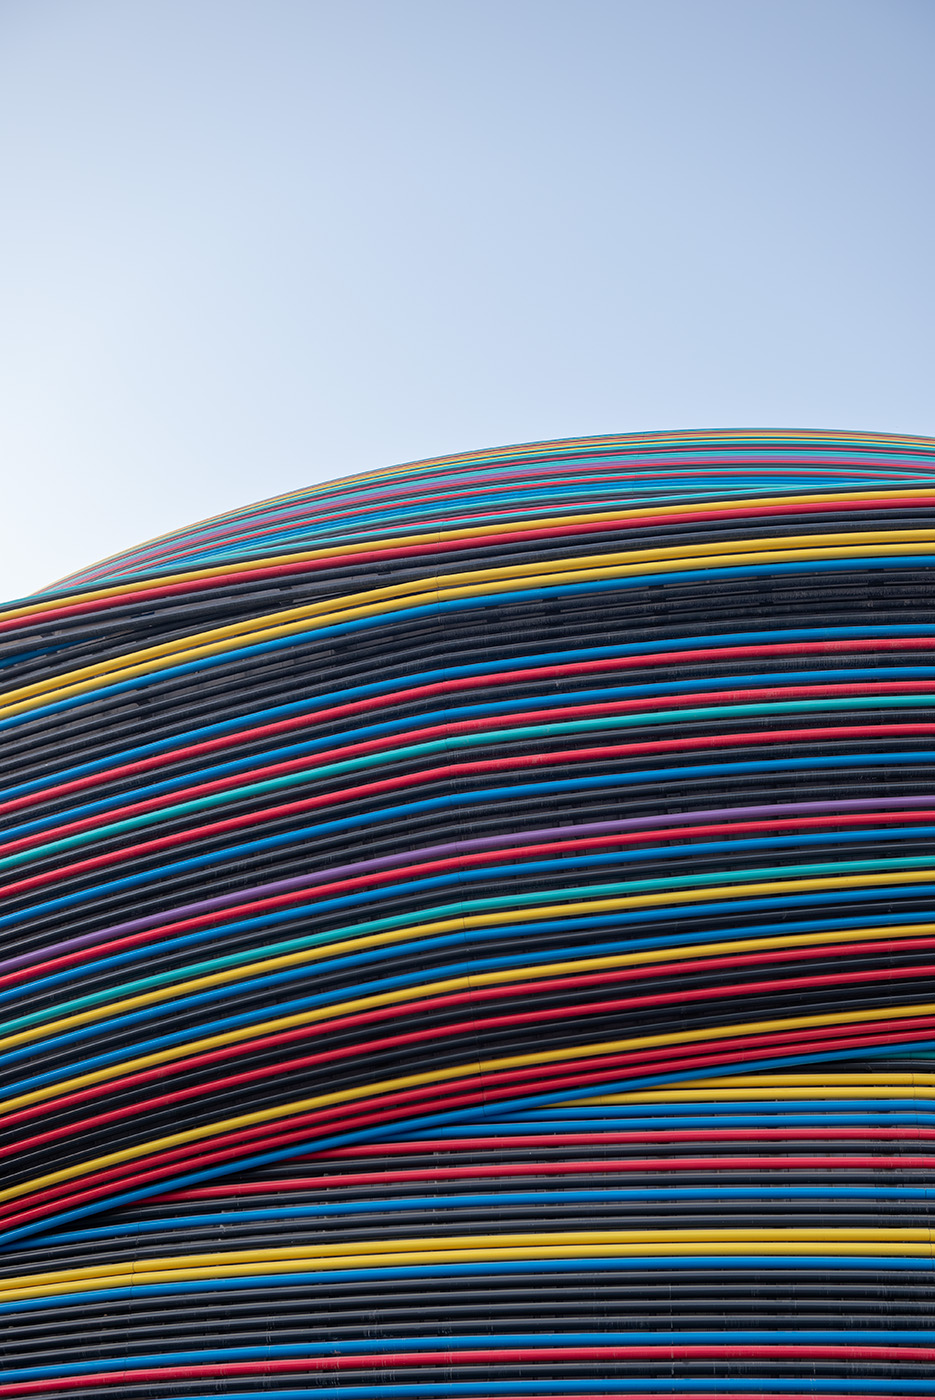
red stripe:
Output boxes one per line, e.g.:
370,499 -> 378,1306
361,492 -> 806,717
70,465 -> 929,576
9,1003 -> 933,1169
6,637 -> 933,822
2,1344 -> 935,1394
9,802 -> 935,995
4,1018 -> 933,1232
76,457 -> 934,565
11,492 -> 935,632
8,952 -> 935,1157
8,684 -> 935,858
5,722 -> 935,900
163,1154 -> 935,1200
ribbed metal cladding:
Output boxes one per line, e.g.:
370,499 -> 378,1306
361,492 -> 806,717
5,428 -> 935,1397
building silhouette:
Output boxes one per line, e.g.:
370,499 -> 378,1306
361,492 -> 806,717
2,428 -> 935,1396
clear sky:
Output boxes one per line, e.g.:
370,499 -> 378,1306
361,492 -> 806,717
1,0 -> 932,600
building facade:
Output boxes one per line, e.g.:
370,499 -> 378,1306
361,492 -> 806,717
2,428 -> 935,1396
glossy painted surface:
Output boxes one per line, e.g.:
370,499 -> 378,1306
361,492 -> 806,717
3,428 -> 935,1395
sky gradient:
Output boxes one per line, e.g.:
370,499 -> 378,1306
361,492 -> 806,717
1,0 -> 932,600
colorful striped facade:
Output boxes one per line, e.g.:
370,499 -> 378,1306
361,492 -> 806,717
4,427 -> 935,1397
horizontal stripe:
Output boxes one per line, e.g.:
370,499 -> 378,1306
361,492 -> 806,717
7,431 -> 935,1396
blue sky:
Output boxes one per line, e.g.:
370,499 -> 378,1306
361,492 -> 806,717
1,0 -> 932,599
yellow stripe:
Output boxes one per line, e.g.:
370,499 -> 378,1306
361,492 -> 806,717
5,993 -> 935,1207
16,488 -> 934,624
3,533 -> 934,719
682,1073 -> 935,1087
11,1226 -> 935,1282
6,1241 -> 935,1304
576,1071 -> 935,1103
584,1085 -> 935,1103
7,896 -> 935,1114
47,426 -> 935,590
573,1069 -> 935,1104
6,896 -> 935,1120
8,901 -> 935,1054
2,1229 -> 934,1302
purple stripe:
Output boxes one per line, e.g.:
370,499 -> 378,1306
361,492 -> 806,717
3,794 -> 934,979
